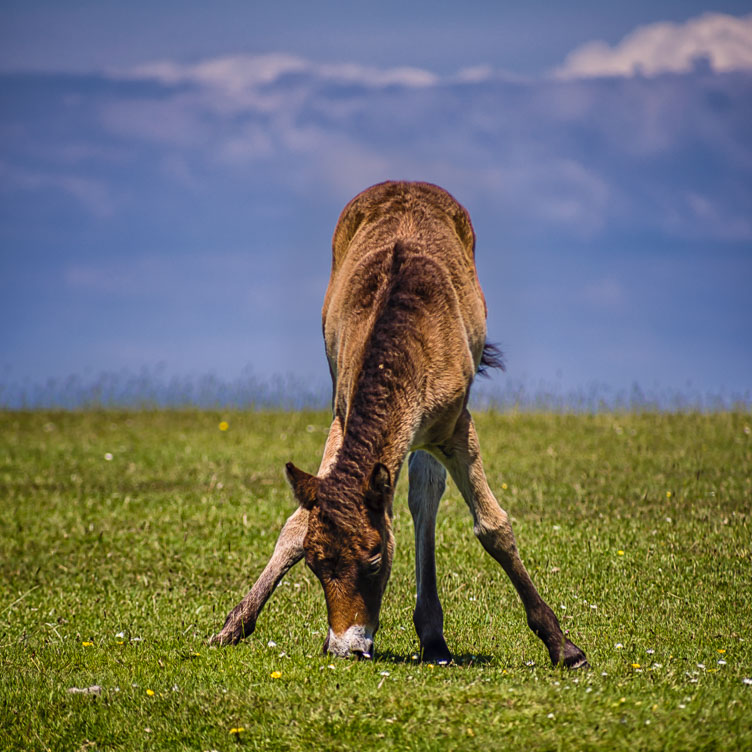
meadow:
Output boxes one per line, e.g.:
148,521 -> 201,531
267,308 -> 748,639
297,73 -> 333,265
1,409 -> 750,751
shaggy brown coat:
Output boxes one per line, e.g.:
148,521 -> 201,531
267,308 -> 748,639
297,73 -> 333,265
211,181 -> 588,668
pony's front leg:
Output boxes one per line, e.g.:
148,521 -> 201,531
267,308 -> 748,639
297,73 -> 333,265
210,416 -> 341,646
408,450 -> 451,663
209,507 -> 308,645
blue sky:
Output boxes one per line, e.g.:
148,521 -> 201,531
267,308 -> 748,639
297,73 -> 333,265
1,3 -> 751,404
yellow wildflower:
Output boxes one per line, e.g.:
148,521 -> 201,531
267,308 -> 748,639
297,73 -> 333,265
146,689 -> 155,696
82,641 -> 94,647
218,421 -> 229,431
617,550 -> 625,556
270,671 -> 282,679
229,727 -> 245,735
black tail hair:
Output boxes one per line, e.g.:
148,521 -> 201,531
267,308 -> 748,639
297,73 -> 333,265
478,341 -> 505,376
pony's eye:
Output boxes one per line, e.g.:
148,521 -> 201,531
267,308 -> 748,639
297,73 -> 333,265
365,556 -> 382,575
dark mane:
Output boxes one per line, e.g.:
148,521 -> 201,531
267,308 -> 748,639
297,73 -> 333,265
318,241 -> 436,528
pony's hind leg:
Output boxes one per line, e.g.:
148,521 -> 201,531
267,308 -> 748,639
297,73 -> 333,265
441,411 -> 588,669
408,450 -> 452,663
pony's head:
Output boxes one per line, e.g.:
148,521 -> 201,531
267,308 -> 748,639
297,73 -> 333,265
285,461 -> 395,657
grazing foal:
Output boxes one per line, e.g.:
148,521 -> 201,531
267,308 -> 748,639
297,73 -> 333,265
211,181 -> 588,668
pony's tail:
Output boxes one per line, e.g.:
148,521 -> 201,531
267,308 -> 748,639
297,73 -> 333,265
478,341 -> 505,376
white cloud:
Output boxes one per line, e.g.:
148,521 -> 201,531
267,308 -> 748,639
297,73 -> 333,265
8,39 -> 746,240
127,54 -> 308,92
555,12 -> 752,79
93,54 -> 751,239
453,65 -> 495,83
122,53 -> 438,91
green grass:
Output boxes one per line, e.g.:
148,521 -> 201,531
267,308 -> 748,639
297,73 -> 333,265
1,410 -> 751,751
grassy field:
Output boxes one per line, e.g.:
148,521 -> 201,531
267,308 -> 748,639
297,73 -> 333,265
1,410 -> 751,751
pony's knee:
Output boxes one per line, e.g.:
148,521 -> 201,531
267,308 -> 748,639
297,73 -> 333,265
473,507 -> 514,550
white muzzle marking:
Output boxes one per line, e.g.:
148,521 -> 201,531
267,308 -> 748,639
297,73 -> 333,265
326,625 -> 374,658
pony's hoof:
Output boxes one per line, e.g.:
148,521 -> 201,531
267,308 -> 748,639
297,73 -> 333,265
421,638 -> 452,664
562,640 -> 589,670
566,655 -> 590,670
209,618 -> 254,646
208,631 -> 232,646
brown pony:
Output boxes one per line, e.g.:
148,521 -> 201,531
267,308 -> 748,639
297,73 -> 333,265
211,181 -> 588,668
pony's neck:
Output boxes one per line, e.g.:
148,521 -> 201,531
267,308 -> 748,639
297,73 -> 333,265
330,361 -> 419,490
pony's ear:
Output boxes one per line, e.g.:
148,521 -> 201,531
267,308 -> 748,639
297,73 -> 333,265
284,462 -> 319,510
365,462 -> 392,515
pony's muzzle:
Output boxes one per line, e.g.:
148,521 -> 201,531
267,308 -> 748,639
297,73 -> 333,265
324,625 -> 374,659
